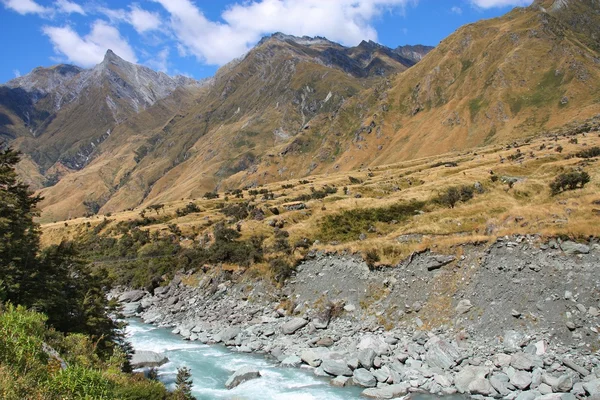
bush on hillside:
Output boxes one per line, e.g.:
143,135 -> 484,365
435,185 -> 474,208
575,146 -> 600,159
549,170 -> 590,195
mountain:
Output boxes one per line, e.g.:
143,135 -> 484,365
6,0 -> 600,222
0,51 -> 205,187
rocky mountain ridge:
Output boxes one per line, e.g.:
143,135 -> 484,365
3,0 -> 600,221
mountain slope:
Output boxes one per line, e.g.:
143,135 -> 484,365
13,0 -> 600,222
31,35 -> 414,221
0,51 -> 204,188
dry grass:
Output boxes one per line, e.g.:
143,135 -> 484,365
40,132 -> 600,267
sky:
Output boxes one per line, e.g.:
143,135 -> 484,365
0,0 -> 535,83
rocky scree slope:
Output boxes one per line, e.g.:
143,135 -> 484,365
118,236 -> 600,398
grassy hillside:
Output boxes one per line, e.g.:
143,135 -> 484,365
41,127 -> 600,288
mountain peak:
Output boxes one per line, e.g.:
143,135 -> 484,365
102,49 -> 124,64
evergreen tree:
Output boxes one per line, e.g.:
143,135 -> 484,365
174,366 -> 194,400
0,146 -> 42,305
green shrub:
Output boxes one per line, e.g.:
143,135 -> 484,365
175,202 -> 201,217
319,201 -> 425,242
364,250 -> 380,270
435,185 -> 474,208
203,191 -> 219,199
575,146 -> 600,159
550,170 -> 591,195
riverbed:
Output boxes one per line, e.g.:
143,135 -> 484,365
126,319 -> 366,399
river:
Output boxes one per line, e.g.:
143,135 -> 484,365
126,319 -> 366,399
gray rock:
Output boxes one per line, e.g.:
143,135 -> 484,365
469,378 -> 495,396
331,376 -> 350,387
281,318 -> 308,334
553,374 -> 573,392
455,299 -> 473,314
225,366 -> 261,389
434,374 -> 453,388
322,359 -> 353,377
584,379 -> 600,396
425,254 -> 456,271
515,391 -> 539,400
301,349 -> 326,367
313,366 -> 330,377
358,348 -> 377,369
560,241 -> 590,255
121,302 -> 141,317
361,383 -> 411,399
281,355 -> 302,368
489,374 -> 511,396
511,352 -> 534,371
511,370 -> 532,390
130,350 -> 168,368
538,383 -> 553,394
455,366 -> 489,393
352,368 -> 377,387
372,366 -> 390,383
424,338 -> 462,370
119,290 -> 145,303
217,327 -> 241,343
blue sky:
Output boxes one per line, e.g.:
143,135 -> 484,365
0,0 -> 534,83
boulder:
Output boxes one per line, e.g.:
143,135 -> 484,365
455,366 -> 489,393
511,370 -> 532,390
424,338 -> 462,370
357,335 -> 390,356
511,352 -> 534,370
424,254 -> 456,271
281,318 -> 308,334
469,378 -> 495,396
553,374 -> 573,392
331,376 -> 350,387
584,379 -> 600,396
455,299 -> 473,314
301,348 -> 327,367
130,350 -> 168,368
281,355 -> 302,368
216,327 -> 241,343
321,359 -> 353,377
361,383 -> 411,399
560,241 -> 590,255
352,368 -> 377,387
358,348 -> 377,369
119,290 -> 145,303
121,302 -> 141,317
225,366 -> 261,389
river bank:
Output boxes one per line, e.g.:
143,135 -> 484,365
114,235 -> 600,399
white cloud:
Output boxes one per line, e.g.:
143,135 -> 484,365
154,0 -> 417,65
13,69 -> 21,78
129,5 -> 161,34
145,48 -> 170,72
55,0 -> 85,15
43,20 -> 137,67
2,0 -> 50,15
451,6 -> 462,14
469,0 -> 533,8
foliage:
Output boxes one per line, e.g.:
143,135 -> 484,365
0,304 -> 173,400
575,146 -> 600,158
173,367 -> 194,400
175,202 -> 201,217
319,201 -> 425,242
203,191 -> 219,199
292,186 -> 337,201
364,250 -> 380,270
549,170 -> 591,195
435,185 -> 474,208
